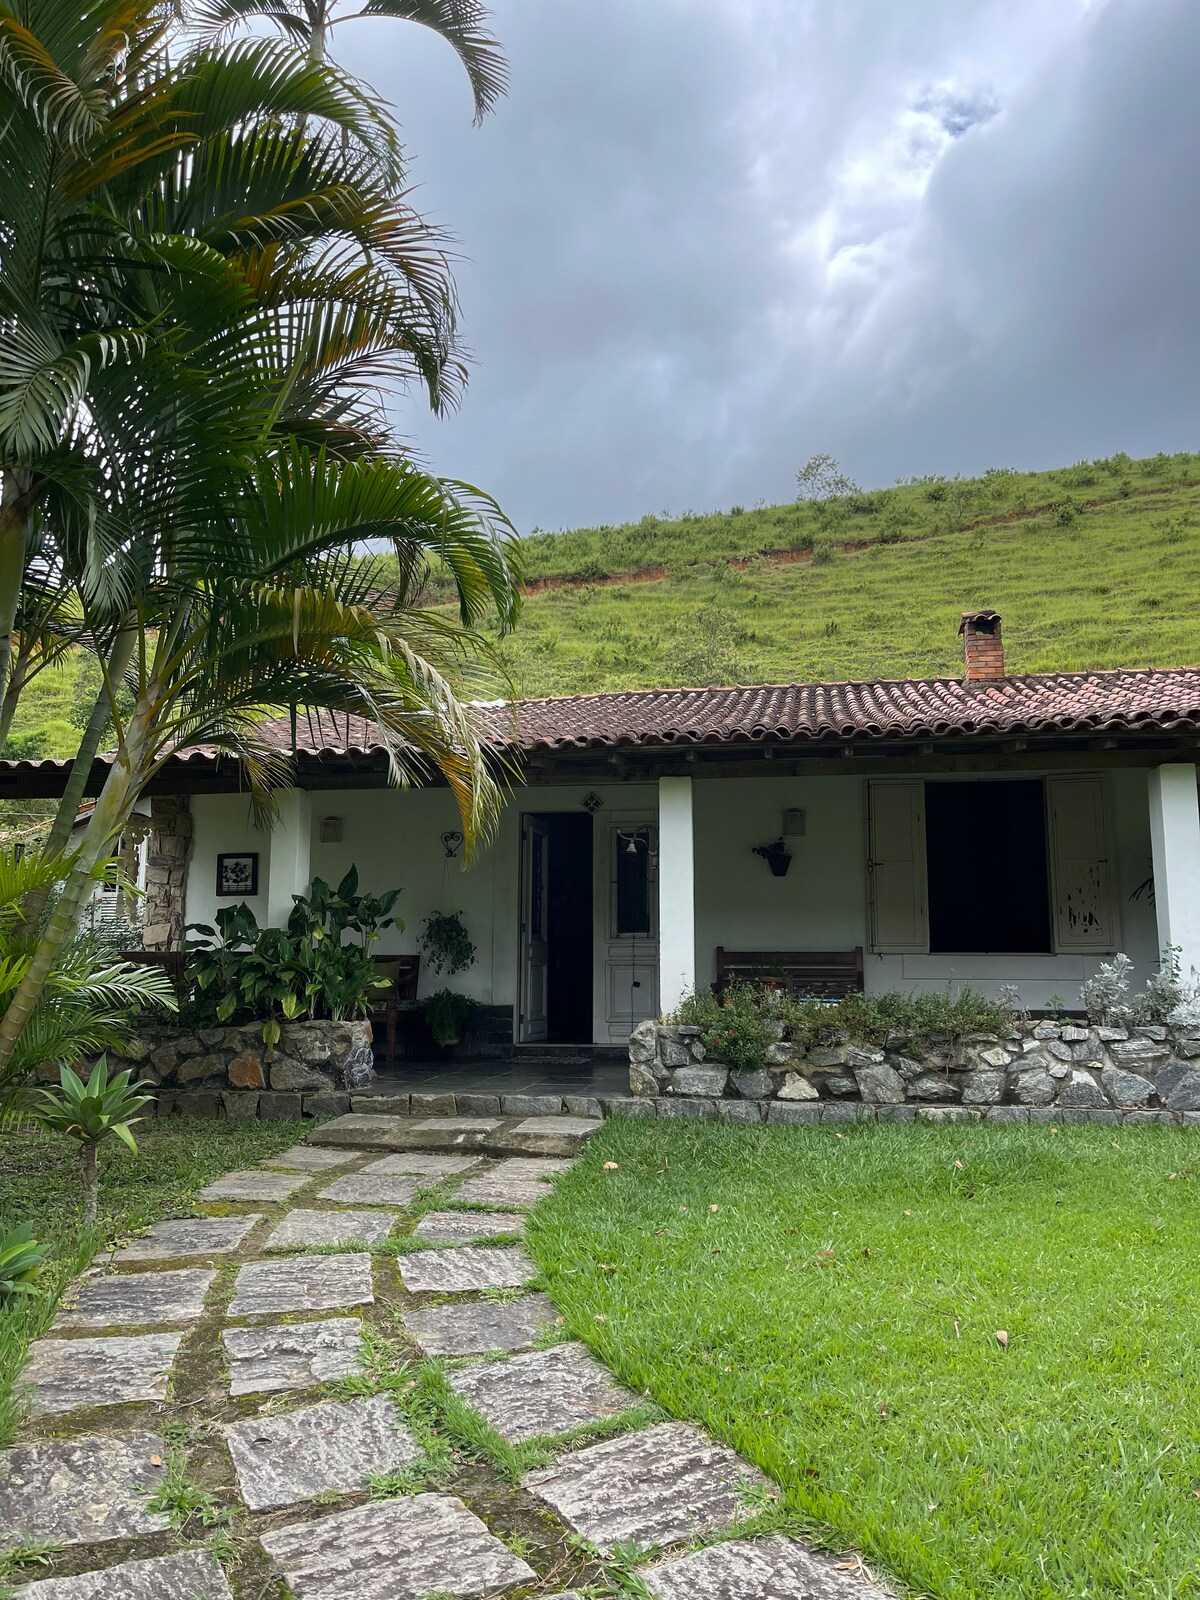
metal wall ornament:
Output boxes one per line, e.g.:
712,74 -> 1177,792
440,830 -> 464,859
581,792 -> 604,813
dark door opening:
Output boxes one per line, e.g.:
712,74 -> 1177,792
524,811 -> 593,1044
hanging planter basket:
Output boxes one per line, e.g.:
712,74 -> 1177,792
752,839 -> 793,878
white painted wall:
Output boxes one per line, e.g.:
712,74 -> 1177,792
1147,763 -> 1200,985
185,765 -> 1163,1030
658,777 -> 696,1014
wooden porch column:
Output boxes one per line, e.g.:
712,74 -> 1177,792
265,790 -> 312,929
1147,764 -> 1200,985
658,775 -> 696,1014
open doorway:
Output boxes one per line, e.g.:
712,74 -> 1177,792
519,811 -> 594,1044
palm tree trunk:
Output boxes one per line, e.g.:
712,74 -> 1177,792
21,627 -> 137,929
81,1141 -> 98,1226
0,470 -> 33,713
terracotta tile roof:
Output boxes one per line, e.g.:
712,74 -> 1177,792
7,668 -> 1199,778
183,666 -> 1200,760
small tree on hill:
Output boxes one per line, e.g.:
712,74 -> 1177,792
796,453 -> 859,504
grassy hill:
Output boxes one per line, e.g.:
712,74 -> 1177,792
7,451 -> 1199,774
487,449 -> 1200,696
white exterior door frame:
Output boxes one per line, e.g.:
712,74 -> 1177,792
593,810 -> 659,1042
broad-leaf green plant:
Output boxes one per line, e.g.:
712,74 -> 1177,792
31,1058 -> 155,1226
186,868 -> 401,1043
0,1221 -> 45,1302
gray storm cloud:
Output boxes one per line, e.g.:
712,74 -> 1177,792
335,0 -> 1200,530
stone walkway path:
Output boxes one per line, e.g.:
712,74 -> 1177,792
1,1129 -> 892,1598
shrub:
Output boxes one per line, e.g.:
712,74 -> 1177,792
31,1058 -> 153,1225
668,984 -> 1010,1069
0,1222 -> 46,1302
1080,948 -> 1197,1027
186,868 -> 400,1043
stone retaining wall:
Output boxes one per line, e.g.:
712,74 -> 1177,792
628,1017 -> 1200,1124
97,1020 -> 374,1121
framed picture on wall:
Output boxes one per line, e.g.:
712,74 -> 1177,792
216,852 -> 259,898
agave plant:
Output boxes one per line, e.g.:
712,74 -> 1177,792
31,1059 -> 155,1226
0,1220 -> 45,1301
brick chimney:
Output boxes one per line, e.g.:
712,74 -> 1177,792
959,610 -> 1004,682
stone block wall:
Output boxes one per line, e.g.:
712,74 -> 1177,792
629,1019 -> 1200,1125
89,1019 -> 374,1121
142,796 -> 193,949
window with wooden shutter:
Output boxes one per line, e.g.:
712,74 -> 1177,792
1047,776 -> 1116,951
868,781 -> 929,953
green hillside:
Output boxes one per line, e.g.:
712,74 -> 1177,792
493,450 -> 1200,696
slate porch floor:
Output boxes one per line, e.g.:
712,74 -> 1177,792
2,1114 -> 893,1599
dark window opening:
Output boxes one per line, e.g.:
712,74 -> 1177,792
542,812 -> 594,1044
925,780 -> 1052,954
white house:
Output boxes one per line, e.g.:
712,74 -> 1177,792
6,612 -> 1200,1046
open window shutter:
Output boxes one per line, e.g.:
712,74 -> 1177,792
1048,776 -> 1116,951
868,782 -> 928,953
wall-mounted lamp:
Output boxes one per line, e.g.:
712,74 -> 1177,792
782,807 -> 806,837
319,816 -> 343,843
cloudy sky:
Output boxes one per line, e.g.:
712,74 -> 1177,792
335,0 -> 1200,531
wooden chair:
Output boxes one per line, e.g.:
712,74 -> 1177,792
118,948 -> 188,997
371,953 -> 420,1064
714,946 -> 865,1001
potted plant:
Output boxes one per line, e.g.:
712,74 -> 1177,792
752,838 -> 793,878
424,988 -> 477,1048
419,910 -> 477,976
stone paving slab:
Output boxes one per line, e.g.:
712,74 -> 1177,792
413,1208 -> 524,1244
397,1244 -> 535,1293
225,1393 -> 418,1511
362,1152 -> 483,1178
199,1169 -> 311,1202
22,1333 -> 181,1417
259,1492 -> 537,1599
0,1432 -> 169,1549
261,1145 -> 360,1171
640,1535 -> 891,1599
414,1115 -> 503,1132
402,1293 -> 558,1357
447,1341 -> 635,1443
316,1172 -> 424,1207
108,1214 -> 262,1263
223,1318 -> 364,1396
308,1113 -> 418,1149
263,1208 -> 396,1249
53,1267 -> 215,1330
454,1157 -> 576,1209
498,1115 -> 603,1157
229,1254 -> 374,1318
523,1422 -> 770,1554
14,1550 -> 232,1598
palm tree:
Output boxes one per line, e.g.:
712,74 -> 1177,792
0,849 -> 177,1099
196,0 -> 507,121
0,2 -> 524,1078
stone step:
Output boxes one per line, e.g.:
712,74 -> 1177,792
309,1112 -> 602,1159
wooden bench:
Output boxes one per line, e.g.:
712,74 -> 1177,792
714,946 -> 864,1000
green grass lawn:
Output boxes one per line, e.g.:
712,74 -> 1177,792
528,1118 -> 1200,1600
0,1117 -> 303,1446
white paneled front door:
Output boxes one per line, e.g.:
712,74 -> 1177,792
595,816 -> 659,1042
